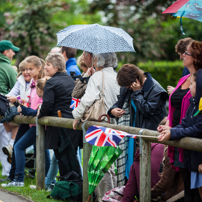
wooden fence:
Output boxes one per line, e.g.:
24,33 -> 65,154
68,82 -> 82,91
12,115 -> 202,202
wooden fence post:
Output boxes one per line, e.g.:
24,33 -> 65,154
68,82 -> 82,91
140,137 -> 151,202
11,115 -> 202,201
83,142 -> 93,202
36,123 -> 45,189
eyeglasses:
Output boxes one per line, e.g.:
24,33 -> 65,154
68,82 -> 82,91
184,51 -> 192,56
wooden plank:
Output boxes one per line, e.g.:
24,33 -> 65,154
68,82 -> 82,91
36,124 -> 45,189
12,115 -> 202,152
140,138 -> 151,202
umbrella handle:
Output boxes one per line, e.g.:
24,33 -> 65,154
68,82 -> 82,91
87,195 -> 91,202
98,114 -> 110,123
57,110 -> 62,117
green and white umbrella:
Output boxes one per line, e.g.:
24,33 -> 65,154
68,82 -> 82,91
87,146 -> 122,199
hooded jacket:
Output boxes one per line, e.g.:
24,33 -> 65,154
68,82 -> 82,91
170,69 -> 202,171
66,58 -> 81,77
108,72 -> 168,130
0,53 -> 17,95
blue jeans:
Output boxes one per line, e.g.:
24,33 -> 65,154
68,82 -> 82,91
9,124 -> 30,180
45,152 -> 59,188
14,126 -> 50,182
77,147 -> 83,177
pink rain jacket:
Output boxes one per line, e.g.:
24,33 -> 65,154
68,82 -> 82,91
167,74 -> 191,171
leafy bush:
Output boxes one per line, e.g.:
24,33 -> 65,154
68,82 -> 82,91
117,60 -> 184,90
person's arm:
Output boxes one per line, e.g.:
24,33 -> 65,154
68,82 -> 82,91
131,89 -> 164,117
170,115 -> 202,140
108,87 -> 129,118
8,69 -> 17,91
38,81 -> 55,119
21,105 -> 37,116
158,116 -> 188,142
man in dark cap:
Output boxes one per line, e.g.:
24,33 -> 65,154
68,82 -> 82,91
0,40 -> 19,178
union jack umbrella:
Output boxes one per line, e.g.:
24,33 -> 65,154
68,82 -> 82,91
70,97 -> 81,109
85,125 -> 137,147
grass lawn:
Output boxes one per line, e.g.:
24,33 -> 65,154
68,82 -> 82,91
0,163 -> 59,202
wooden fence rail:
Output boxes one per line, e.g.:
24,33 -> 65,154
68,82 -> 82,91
12,115 -> 202,202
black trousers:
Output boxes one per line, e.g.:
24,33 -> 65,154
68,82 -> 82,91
54,148 -> 81,178
180,168 -> 202,202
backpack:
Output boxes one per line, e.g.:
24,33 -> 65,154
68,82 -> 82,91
47,171 -> 83,202
0,94 -> 9,116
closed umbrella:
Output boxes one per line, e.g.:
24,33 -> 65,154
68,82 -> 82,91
87,146 -> 122,202
56,23 -> 135,54
85,125 -> 138,202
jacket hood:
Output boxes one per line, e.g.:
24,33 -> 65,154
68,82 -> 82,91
0,53 -> 11,64
195,69 -> 202,104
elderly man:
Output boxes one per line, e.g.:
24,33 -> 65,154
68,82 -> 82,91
0,40 -> 19,178
83,51 -> 93,67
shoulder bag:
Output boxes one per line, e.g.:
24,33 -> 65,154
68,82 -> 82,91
81,71 -> 106,122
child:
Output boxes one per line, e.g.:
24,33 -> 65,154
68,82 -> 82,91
17,77 -> 49,116
2,59 -> 31,163
158,70 -> 202,201
2,56 -> 48,187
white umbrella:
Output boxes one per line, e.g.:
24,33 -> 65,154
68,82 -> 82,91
56,23 -> 135,54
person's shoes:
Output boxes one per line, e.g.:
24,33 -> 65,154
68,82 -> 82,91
0,176 -> 11,182
1,181 -> 24,187
29,185 -> 36,189
46,187 -> 52,192
46,183 -> 55,192
7,157 -> 12,164
2,145 -> 12,158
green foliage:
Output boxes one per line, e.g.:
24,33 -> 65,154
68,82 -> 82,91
138,60 -> 184,90
117,60 -> 184,90
1,0 -> 101,64
89,0 -> 202,63
3,0 -> 62,62
53,0 -> 101,31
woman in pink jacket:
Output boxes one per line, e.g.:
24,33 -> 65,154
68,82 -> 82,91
158,40 -> 202,201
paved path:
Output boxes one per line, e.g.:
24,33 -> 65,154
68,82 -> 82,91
0,189 -> 33,202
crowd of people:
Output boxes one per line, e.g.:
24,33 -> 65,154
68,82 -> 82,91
0,37 -> 202,202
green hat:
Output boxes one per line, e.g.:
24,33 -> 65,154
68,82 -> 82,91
0,40 -> 20,52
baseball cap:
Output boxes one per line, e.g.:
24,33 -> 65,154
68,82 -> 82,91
0,40 -> 20,52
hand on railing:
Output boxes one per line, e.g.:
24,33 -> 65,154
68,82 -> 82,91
37,104 -> 41,116
157,125 -> 171,132
73,119 -> 79,130
158,130 -> 171,142
17,106 -> 22,113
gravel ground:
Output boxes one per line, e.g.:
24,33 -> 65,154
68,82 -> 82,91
0,189 -> 34,202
